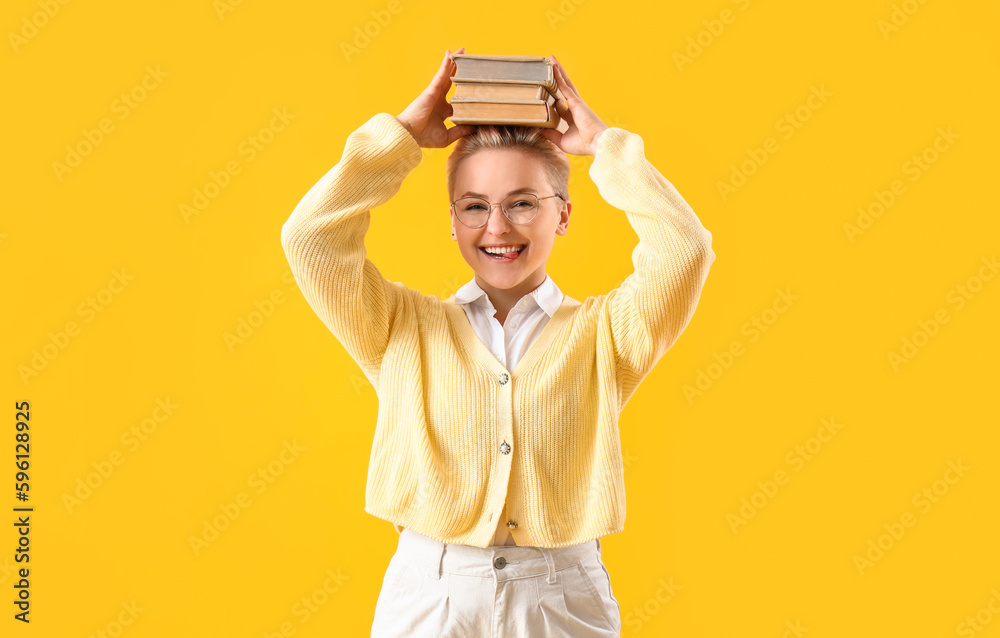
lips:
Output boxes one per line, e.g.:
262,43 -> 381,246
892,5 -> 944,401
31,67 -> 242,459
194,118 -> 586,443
480,244 -> 526,261
479,243 -> 525,250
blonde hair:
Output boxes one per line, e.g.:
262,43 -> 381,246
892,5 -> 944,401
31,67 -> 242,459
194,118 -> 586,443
446,126 -> 570,204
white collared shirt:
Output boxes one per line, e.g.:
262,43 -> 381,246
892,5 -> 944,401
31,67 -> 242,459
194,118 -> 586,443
453,273 -> 566,546
452,274 -> 565,372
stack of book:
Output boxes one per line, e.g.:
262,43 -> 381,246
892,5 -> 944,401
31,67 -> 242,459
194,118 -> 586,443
448,54 -> 568,131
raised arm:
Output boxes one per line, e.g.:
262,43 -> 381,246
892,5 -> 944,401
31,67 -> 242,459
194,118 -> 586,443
280,113 -> 422,369
541,55 -> 715,387
281,48 -> 472,372
590,128 -> 715,378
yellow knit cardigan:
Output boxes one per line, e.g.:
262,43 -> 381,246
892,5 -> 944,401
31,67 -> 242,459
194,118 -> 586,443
280,112 -> 715,548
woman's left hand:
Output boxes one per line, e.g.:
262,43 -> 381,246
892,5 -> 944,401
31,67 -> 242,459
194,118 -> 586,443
539,55 -> 610,157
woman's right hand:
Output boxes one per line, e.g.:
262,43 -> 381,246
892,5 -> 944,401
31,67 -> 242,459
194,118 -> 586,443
396,48 -> 474,148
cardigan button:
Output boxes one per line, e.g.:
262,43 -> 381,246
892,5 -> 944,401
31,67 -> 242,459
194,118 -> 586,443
494,556 -> 507,569
506,520 -> 517,529
498,372 -> 509,385
499,441 -> 511,455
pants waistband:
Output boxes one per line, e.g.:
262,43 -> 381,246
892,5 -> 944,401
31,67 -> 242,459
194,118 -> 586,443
396,529 -> 601,585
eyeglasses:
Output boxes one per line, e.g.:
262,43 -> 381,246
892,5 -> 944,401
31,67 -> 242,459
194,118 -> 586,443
450,193 -> 564,228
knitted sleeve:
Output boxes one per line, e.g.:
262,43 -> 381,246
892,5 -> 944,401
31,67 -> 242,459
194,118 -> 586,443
280,113 -> 422,369
588,127 -> 716,383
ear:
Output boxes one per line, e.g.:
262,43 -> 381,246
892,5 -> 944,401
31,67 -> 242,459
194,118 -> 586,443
449,207 -> 457,239
555,200 -> 571,235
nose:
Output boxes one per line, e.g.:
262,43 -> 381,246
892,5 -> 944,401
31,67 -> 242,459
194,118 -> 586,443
485,202 -> 512,235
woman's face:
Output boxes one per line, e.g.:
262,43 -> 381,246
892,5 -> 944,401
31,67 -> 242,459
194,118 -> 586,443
450,149 -> 571,301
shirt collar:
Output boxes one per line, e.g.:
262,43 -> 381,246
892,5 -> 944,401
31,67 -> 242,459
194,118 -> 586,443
453,274 -> 564,317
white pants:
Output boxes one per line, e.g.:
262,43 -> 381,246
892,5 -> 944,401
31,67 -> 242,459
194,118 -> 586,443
370,528 -> 622,637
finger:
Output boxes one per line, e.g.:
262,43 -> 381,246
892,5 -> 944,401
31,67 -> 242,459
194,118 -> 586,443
549,55 -> 568,98
445,124 -> 475,146
556,64 -> 578,101
539,128 -> 563,149
448,47 -> 464,78
552,56 -> 580,98
426,48 -> 460,100
429,51 -> 454,93
439,47 -> 466,95
433,82 -> 451,111
552,89 -> 575,125
550,61 -> 577,116
552,92 -> 569,119
433,91 -> 456,122
546,55 -> 566,103
435,47 -> 465,115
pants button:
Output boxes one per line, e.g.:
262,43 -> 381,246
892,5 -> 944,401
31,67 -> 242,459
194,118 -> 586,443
493,556 -> 507,569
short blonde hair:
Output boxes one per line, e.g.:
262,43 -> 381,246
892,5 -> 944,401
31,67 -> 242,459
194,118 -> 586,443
446,126 -> 570,204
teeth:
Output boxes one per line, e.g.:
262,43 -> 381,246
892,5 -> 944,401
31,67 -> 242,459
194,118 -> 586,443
484,245 -> 523,254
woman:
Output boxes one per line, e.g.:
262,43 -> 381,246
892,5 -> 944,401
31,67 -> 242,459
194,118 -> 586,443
280,47 -> 715,637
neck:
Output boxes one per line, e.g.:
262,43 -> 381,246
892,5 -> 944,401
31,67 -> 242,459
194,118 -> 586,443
476,272 -> 547,325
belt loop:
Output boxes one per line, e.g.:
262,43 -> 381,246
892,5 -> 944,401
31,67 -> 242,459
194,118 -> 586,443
418,533 -> 444,581
541,547 -> 558,585
430,540 -> 444,580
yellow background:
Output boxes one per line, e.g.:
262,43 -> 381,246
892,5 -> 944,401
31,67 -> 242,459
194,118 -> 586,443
3,0 -> 998,635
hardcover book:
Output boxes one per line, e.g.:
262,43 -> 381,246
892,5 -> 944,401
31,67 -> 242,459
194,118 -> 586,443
448,54 -> 568,130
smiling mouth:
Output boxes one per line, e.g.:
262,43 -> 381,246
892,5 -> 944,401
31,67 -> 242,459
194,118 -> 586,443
480,245 -> 526,261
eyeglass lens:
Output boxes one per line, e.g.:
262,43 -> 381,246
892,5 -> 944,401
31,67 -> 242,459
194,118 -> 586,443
454,194 -> 539,227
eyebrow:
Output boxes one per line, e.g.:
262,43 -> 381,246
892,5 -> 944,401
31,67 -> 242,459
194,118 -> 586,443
459,187 -> 537,199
